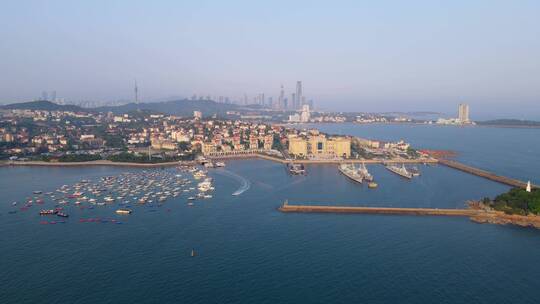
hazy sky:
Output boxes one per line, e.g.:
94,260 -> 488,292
1,0 -> 539,118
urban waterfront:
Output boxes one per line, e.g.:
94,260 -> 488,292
301,123 -> 540,184
2,125 -> 540,304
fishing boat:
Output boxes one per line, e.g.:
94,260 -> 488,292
409,166 -> 421,176
287,163 -> 306,175
115,208 -> 132,215
39,209 -> 56,215
368,182 -> 378,189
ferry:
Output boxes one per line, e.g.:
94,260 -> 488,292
115,208 -> 132,215
385,163 -> 413,179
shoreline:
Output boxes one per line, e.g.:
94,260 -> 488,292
1,154 -> 438,168
0,160 -> 194,168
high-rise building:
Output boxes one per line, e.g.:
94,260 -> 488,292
291,93 -> 296,110
295,81 -> 303,110
458,104 -> 470,123
278,85 -> 285,110
300,104 -> 311,122
41,91 -> 48,101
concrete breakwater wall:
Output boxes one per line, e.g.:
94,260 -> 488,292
437,159 -> 538,189
278,203 -> 540,229
279,204 -> 479,217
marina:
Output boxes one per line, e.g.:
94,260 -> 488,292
6,165 -> 218,221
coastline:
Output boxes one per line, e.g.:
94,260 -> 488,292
1,154 -> 438,168
0,159 -> 193,168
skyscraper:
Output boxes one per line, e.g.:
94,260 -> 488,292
278,85 -> 285,110
291,93 -> 296,110
458,104 -> 470,123
295,81 -> 302,110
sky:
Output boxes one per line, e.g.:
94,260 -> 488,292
1,0 -> 539,119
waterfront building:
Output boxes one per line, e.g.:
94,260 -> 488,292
288,134 -> 351,159
300,105 -> 310,123
458,104 -> 470,123
288,135 -> 308,157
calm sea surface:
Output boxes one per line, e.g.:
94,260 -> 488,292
2,124 -> 540,304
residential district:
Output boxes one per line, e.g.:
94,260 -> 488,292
0,107 -> 428,164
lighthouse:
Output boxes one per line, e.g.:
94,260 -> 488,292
526,181 -> 532,193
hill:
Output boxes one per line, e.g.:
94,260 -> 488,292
0,100 -> 86,112
95,99 -> 241,116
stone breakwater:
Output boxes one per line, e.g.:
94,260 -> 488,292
279,204 -> 540,229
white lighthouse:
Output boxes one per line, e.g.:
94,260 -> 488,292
526,181 -> 532,193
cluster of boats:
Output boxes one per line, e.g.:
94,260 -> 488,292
10,166 -> 219,220
338,163 -> 378,188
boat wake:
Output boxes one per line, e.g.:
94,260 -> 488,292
214,169 -> 251,196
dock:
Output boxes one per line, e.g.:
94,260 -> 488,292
437,158 -> 538,189
279,203 -> 479,217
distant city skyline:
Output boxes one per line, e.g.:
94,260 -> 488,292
1,1 -> 539,119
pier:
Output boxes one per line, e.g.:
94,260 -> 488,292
437,158 -> 538,189
279,203 -> 479,217
278,202 -> 540,229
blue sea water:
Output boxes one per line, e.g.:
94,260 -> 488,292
1,124 -> 540,304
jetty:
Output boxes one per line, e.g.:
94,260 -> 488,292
279,203 -> 479,217
437,158 -> 538,189
278,202 -> 540,229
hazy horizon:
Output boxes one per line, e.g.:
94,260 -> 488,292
1,0 -> 539,119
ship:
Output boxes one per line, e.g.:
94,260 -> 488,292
359,162 -> 374,182
338,163 -> 365,184
385,163 -> 413,179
